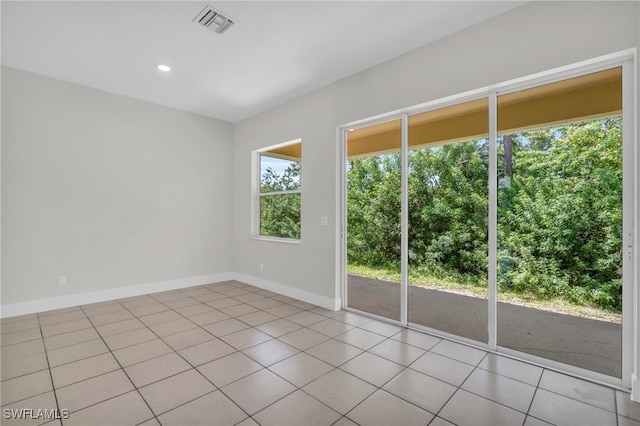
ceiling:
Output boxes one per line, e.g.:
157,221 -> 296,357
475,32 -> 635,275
1,1 -> 526,123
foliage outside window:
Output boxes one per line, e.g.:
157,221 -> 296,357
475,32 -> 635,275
258,144 -> 301,240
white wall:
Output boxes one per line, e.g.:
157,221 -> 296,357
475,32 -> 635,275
1,66 -> 234,305
232,2 -> 639,303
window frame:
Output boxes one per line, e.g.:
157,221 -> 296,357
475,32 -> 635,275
252,139 -> 302,243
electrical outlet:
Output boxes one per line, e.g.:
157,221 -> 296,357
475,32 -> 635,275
58,276 -> 67,287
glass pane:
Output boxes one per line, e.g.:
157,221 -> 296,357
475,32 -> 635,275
497,67 -> 623,377
260,154 -> 300,193
407,98 -> 489,343
346,119 -> 402,321
260,193 -> 301,239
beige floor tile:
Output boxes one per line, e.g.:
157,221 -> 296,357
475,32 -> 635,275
181,287 -> 214,298
158,390 -> 247,426
129,303 -> 170,317
431,339 -> 487,366
178,338 -> 236,366
306,339 -> 363,367
197,352 -> 262,387
64,390 -> 154,426
151,291 -> 189,303
478,353 -> 543,386
278,328 -> 328,351
236,311 -> 279,327
162,297 -> 200,309
56,370 -> 134,413
112,339 -> 173,367
139,369 -> 215,415
524,415 -> 554,425
188,310 -> 231,327
173,303 -> 214,317
255,318 -> 301,337
1,370 -> 53,405
334,328 -> 386,351
264,304 -> 304,318
220,328 -> 272,350
95,318 -> 145,337
203,318 -> 250,337
340,352 -> 404,387
234,293 -> 266,303
620,416 -> 640,426
1,328 -> 42,347
538,369 -> 616,412
303,369 -> 376,415
216,288 -> 250,298
148,317 -> 197,337
254,389 -> 341,426
1,339 -> 45,361
1,352 -> 49,380
367,338 -> 425,366
269,352 -> 334,387
430,418 -> 456,426
47,339 -> 108,367
219,304 -> 258,318
530,388 -> 617,426
332,417 -> 359,426
103,327 -> 157,351
138,310 -> 182,326
82,302 -> 125,317
162,327 -> 214,351
309,307 -> 342,318
138,418 -> 161,426
236,417 -> 260,426
118,295 -> 157,309
38,310 -> 87,326
440,389 -> 526,426
462,368 -> 536,413
331,311 -> 372,327
124,352 -> 191,387
383,368 -> 456,413
347,389 -> 434,426
247,297 -> 283,310
617,390 -> 640,422
391,329 -> 442,350
286,311 -> 326,327
222,369 -> 296,415
289,300 -> 317,310
242,339 -> 299,367
358,320 -> 403,337
88,309 -> 134,326
308,318 -> 354,337
43,328 -> 100,351
410,352 -> 474,386
0,391 -> 57,426
194,291 -> 227,303
206,297 -> 243,310
270,294 -> 297,304
41,318 -> 93,337
51,353 -> 120,388
1,318 -> 40,334
2,313 -> 39,322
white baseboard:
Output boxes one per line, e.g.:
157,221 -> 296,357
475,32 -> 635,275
0,272 -> 342,318
0,272 -> 234,318
230,272 -> 341,311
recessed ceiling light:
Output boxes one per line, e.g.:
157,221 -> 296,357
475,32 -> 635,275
156,64 -> 171,72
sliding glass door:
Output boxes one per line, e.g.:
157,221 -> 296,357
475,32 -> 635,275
496,67 -> 624,378
407,99 -> 489,343
342,59 -> 631,385
345,119 -> 402,321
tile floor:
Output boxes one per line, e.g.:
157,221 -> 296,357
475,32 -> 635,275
1,280 -> 638,426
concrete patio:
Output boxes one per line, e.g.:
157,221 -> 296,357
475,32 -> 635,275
347,274 -> 621,378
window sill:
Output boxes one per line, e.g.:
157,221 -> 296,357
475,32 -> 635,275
251,236 -> 302,244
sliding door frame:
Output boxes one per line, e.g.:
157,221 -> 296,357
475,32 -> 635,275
340,49 -> 636,389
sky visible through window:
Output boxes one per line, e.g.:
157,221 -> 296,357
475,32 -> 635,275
261,155 -> 300,186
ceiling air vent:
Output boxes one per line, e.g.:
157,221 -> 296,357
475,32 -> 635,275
193,5 -> 235,35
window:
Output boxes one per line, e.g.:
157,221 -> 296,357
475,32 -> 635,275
254,140 -> 301,240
